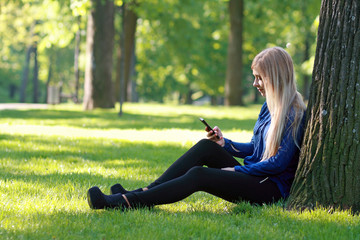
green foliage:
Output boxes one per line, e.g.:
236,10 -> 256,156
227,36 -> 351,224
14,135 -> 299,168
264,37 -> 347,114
134,0 -> 321,103
0,0 -> 321,104
0,103 -> 359,239
135,0 -> 228,102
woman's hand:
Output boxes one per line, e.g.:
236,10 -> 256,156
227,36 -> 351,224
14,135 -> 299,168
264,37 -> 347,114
206,126 -> 225,147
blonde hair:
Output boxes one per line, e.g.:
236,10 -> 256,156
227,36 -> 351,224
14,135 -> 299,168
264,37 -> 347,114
251,47 -> 306,161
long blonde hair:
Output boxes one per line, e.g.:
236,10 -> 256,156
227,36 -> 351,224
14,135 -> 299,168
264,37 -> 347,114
251,47 -> 306,161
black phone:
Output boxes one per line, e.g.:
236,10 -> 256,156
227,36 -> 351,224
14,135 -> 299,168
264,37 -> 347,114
199,118 -> 220,139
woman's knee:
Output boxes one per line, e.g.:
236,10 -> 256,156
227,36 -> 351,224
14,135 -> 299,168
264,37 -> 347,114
186,166 -> 207,177
196,138 -> 217,148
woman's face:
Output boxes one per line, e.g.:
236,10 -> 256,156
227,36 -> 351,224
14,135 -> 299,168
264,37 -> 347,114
252,69 -> 266,97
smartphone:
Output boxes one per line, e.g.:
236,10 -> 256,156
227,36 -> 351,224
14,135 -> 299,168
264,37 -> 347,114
199,118 -> 220,139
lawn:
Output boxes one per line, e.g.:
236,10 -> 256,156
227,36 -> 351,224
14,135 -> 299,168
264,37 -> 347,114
0,103 -> 359,239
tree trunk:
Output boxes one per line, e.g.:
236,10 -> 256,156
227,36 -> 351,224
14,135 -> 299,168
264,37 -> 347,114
115,10 -> 123,102
32,44 -> 39,103
118,3 -> 126,116
287,0 -> 360,212
83,0 -> 115,110
185,83 -> 193,105
123,4 -> 138,102
224,0 -> 244,106
44,56 -> 52,103
74,16 -> 81,104
20,21 -> 37,103
19,45 -> 32,103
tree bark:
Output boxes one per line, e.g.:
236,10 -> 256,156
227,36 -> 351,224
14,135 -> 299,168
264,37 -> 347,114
118,3 -> 126,116
83,0 -> 115,110
287,0 -> 360,212
44,56 -> 52,103
19,45 -> 32,103
74,16 -> 81,104
123,4 -> 138,102
224,0 -> 244,106
302,34 -> 311,100
115,8 -> 123,102
32,44 -> 39,103
19,21 -> 37,103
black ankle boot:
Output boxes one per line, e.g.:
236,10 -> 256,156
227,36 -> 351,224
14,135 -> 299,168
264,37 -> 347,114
87,186 -> 129,210
110,183 -> 127,194
110,183 -> 143,195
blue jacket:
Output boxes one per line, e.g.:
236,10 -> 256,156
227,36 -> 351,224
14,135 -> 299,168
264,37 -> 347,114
223,102 -> 305,198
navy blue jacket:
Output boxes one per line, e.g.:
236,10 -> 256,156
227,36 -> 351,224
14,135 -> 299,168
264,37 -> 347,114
223,102 -> 305,198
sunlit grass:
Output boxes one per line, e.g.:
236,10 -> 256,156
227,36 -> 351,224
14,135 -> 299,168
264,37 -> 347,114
0,103 -> 359,239
0,102 -> 260,131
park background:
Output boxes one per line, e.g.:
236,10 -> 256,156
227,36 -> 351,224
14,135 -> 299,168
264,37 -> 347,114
1,0 -> 360,239
0,0 -> 320,107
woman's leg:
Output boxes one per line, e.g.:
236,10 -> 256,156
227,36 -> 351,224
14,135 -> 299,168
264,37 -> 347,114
112,139 -> 240,194
145,139 -> 240,189
125,166 -> 282,208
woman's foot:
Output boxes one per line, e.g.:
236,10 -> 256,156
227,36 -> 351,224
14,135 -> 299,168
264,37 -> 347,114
110,183 -> 147,195
87,186 -> 107,209
110,183 -> 128,194
87,186 -> 129,210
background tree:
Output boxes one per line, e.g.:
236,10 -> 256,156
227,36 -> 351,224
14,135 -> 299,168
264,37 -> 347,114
114,1 -> 138,103
19,21 -> 36,103
83,0 -> 115,109
287,0 -> 360,212
225,0 -> 243,106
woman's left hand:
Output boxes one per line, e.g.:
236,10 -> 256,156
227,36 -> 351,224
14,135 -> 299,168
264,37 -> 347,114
206,126 -> 225,147
221,167 -> 235,172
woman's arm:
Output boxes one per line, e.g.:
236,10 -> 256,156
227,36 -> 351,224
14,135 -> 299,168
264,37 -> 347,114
206,126 -> 254,158
234,125 -> 299,176
223,137 -> 254,158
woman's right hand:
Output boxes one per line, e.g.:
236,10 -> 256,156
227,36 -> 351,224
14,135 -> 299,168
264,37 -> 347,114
206,126 -> 225,147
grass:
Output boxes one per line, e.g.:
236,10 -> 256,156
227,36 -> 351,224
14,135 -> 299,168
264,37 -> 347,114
0,102 -> 359,239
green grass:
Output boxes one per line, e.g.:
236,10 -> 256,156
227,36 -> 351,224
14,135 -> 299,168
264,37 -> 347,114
0,103 -> 359,239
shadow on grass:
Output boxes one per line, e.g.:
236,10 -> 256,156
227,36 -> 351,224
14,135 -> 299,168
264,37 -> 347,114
0,108 -> 257,131
0,134 -> 188,163
0,133 -> 189,191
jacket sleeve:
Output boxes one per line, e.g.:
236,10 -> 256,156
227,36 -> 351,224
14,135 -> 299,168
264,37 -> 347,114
234,124 -> 299,176
223,137 -> 254,158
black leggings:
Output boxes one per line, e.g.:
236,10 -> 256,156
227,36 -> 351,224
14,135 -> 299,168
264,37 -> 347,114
128,139 -> 282,206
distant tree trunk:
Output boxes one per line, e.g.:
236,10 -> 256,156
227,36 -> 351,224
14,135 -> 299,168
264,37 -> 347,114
123,4 -> 138,102
20,21 -> 37,103
9,84 -> 17,99
74,16 -> 81,103
118,3 -> 126,116
287,0 -> 360,212
32,44 -> 39,103
225,0 -> 244,106
83,0 -> 115,110
44,57 -> 52,103
185,83 -> 193,105
302,35 -> 311,100
115,10 -> 123,102
128,44 -> 138,102
301,0 -> 315,101
19,45 -> 32,103
253,87 -> 259,103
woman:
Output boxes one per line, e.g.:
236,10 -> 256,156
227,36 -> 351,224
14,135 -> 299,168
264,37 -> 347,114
87,46 -> 306,210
